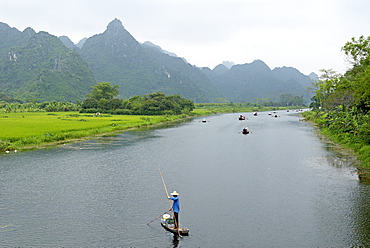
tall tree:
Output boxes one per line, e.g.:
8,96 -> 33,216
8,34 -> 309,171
86,82 -> 119,101
342,36 -> 370,111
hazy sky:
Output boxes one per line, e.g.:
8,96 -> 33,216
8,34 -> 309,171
0,0 -> 369,75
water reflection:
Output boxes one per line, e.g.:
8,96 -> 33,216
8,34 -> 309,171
171,235 -> 180,248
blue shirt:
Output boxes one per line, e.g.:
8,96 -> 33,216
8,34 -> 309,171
170,196 -> 180,213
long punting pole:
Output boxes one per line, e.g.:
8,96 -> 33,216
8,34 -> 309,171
158,168 -> 172,208
158,168 -> 182,237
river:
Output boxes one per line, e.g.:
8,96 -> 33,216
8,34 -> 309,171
1,110 -> 370,247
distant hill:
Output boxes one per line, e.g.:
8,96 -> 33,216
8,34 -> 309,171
202,60 -> 313,103
76,38 -> 87,49
213,64 -> 229,76
0,19 -> 316,104
0,22 -> 96,102
58,35 -> 77,49
308,72 -> 318,81
79,18 -> 220,102
222,61 -> 235,69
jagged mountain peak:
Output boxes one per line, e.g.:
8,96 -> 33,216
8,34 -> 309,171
272,66 -> 303,75
76,37 -> 87,49
107,18 -> 124,31
222,61 -> 235,69
309,72 -> 318,81
213,64 -> 229,76
251,59 -> 269,67
100,18 -> 137,44
59,35 -> 76,49
0,22 -> 11,30
232,59 -> 271,73
22,27 -> 36,36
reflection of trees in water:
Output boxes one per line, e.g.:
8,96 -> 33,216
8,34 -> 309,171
325,152 -> 359,169
323,141 -> 370,246
322,138 -> 360,169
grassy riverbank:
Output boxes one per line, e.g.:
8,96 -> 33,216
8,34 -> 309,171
0,112 -> 187,152
302,110 -> 370,183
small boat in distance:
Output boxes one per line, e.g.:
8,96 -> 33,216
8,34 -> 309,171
161,214 -> 189,236
201,118 -> 207,123
241,127 -> 250,134
238,114 -> 246,120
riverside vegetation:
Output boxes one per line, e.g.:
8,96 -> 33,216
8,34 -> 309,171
302,35 -> 370,183
0,112 -> 186,151
0,82 -> 301,152
0,103 -> 296,152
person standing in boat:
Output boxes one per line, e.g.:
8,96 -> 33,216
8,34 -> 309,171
168,191 -> 180,229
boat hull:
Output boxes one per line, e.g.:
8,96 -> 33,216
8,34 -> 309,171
160,221 -> 189,236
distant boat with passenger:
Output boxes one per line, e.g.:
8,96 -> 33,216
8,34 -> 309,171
241,127 -> 250,134
238,114 -> 246,120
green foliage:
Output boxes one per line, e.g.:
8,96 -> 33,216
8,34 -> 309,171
0,111 -> 186,151
86,82 -> 119,101
81,86 -> 194,115
309,36 -> 370,123
81,98 -> 98,109
305,35 -> 370,173
342,35 -> 370,67
342,36 -> 370,112
0,27 -> 96,102
302,108 -> 370,169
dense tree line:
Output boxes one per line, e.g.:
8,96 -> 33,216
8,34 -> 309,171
0,100 -> 81,113
306,35 -> 370,168
80,82 -> 195,115
0,82 -> 194,115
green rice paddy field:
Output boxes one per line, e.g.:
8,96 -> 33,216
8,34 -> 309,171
0,112 -> 185,151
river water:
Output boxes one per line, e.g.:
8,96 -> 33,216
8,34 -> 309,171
1,110 -> 370,247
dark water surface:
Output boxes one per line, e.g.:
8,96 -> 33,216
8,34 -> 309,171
1,111 -> 370,247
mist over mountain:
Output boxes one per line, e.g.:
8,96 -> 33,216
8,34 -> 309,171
0,18 -> 315,104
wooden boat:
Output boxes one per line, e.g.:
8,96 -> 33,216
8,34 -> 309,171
161,216 -> 189,236
241,128 -> 250,134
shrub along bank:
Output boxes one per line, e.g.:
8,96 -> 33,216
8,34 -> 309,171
302,110 -> 370,183
303,35 -> 370,183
